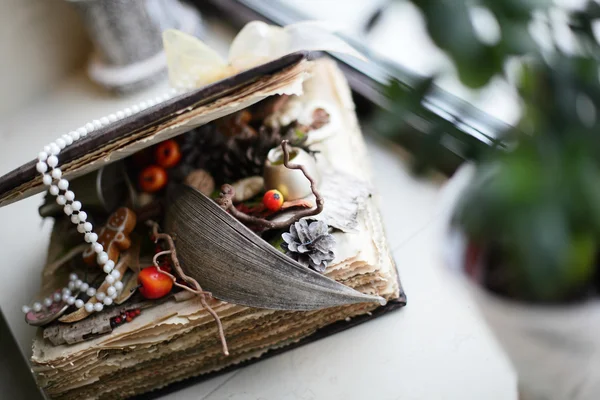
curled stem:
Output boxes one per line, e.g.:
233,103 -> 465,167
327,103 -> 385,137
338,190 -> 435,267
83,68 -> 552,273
217,140 -> 324,230
148,221 -> 229,356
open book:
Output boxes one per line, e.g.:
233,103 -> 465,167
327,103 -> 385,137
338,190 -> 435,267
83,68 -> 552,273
0,56 -> 404,399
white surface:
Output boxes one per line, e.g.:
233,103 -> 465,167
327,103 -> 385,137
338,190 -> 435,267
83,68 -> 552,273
0,71 -> 516,399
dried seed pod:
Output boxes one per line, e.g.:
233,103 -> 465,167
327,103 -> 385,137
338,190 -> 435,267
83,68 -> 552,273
232,176 -> 264,203
184,169 -> 215,196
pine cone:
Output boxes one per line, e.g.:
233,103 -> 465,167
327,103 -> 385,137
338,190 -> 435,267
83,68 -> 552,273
173,124 -> 226,181
221,126 -> 282,183
281,220 -> 335,273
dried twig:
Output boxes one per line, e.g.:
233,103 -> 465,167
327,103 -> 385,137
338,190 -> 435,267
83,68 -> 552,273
148,221 -> 229,356
217,140 -> 324,230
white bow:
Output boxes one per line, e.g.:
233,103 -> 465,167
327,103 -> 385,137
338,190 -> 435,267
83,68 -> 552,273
163,21 -> 365,90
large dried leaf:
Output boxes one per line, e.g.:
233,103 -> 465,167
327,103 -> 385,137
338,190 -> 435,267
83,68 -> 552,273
165,184 -> 385,310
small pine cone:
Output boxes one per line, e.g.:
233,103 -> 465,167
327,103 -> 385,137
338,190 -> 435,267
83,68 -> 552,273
281,219 -> 335,273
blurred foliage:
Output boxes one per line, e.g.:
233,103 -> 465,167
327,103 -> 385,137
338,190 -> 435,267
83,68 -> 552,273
382,0 -> 600,302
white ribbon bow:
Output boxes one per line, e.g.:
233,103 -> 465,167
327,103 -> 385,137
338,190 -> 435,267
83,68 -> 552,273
163,21 -> 365,90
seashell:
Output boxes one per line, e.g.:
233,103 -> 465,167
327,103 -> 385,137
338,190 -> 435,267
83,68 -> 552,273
166,184 -> 385,310
184,169 -> 215,196
232,176 -> 264,203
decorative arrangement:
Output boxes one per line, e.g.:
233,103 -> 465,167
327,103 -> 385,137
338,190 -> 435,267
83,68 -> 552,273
0,21 -> 403,399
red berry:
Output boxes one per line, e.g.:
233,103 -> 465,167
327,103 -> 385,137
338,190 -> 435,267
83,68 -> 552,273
155,140 -> 182,169
139,165 -> 168,193
138,266 -> 173,299
263,189 -> 284,211
115,317 -> 122,324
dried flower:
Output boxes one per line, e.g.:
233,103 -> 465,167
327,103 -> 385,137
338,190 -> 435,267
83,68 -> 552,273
281,219 -> 335,273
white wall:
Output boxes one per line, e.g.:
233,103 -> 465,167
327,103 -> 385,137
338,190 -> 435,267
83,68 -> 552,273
0,0 -> 91,118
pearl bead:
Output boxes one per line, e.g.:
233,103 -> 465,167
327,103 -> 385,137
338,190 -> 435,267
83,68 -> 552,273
77,127 -> 87,136
100,117 -> 110,125
51,168 -> 62,179
70,273 -> 78,281
65,190 -> 75,201
58,179 -> 69,190
67,296 -> 76,305
68,281 -> 75,290
105,274 -> 115,285
84,303 -> 94,312
93,243 -> 103,253
49,185 -> 60,196
62,293 -> 70,302
33,302 -> 42,312
77,223 -> 87,233
108,114 -> 117,123
36,162 -> 48,173
139,101 -> 148,110
125,107 -> 133,116
42,174 -> 52,185
110,270 -> 120,279
75,299 -> 84,308
53,292 -> 62,302
78,211 -> 87,222
114,281 -> 124,291
56,195 -> 66,206
64,204 -> 73,215
62,287 -> 71,294
86,287 -> 96,297
22,305 -> 31,314
103,260 -> 115,273
38,152 -> 48,161
93,120 -> 102,129
84,232 -> 91,242
72,201 -> 82,211
71,214 -> 80,224
93,302 -> 103,312
103,297 -> 113,306
85,122 -> 95,132
106,286 -> 116,297
131,105 -> 140,113
80,282 -> 89,292
47,155 -> 58,168
62,134 -> 73,145
88,233 -> 98,243
97,252 -> 109,265
116,111 -> 125,119
49,143 -> 60,155
110,291 -> 118,299
95,292 -> 106,301
83,222 -> 93,232
56,138 -> 66,149
43,298 -> 53,307
70,131 -> 80,141
74,279 -> 82,288
43,145 -> 51,153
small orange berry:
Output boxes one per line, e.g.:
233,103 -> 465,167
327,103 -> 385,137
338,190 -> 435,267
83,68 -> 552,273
139,165 -> 168,193
263,189 -> 284,211
155,140 -> 182,169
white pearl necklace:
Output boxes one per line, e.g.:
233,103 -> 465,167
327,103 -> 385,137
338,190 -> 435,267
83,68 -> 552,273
23,88 -> 180,316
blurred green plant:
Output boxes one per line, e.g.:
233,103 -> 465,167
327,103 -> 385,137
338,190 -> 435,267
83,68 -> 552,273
382,0 -> 600,302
